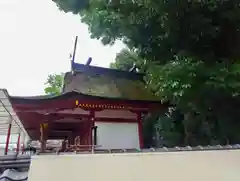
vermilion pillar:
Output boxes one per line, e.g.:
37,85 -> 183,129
137,112 -> 144,149
90,110 -> 95,151
4,119 -> 12,155
93,126 -> 98,146
21,132 -> 25,154
16,131 -> 21,155
40,123 -> 48,152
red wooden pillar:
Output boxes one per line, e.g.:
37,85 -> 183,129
40,123 -> 48,152
68,132 -> 73,145
21,144 -> 24,154
90,110 -> 95,151
16,132 -> 21,155
40,124 -> 44,152
137,112 -> 144,149
21,133 -> 25,154
4,119 -> 12,155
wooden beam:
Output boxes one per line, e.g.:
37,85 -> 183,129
25,118 -> 138,133
94,117 -> 138,123
47,135 -> 67,139
45,113 -> 90,121
11,98 -> 166,113
51,130 -> 73,133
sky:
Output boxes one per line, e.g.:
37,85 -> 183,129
0,0 -> 125,96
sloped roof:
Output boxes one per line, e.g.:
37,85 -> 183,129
0,89 -> 29,137
63,63 -> 160,101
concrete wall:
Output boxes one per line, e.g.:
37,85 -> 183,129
28,150 -> 240,181
95,122 -> 139,149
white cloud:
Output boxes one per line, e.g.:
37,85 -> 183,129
0,0 -> 125,96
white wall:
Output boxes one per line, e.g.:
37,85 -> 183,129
29,150 -> 240,181
95,122 -> 139,149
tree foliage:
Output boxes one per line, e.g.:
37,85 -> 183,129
44,73 -> 64,95
53,0 -> 240,63
52,0 -> 240,146
148,58 -> 240,145
110,48 -> 148,72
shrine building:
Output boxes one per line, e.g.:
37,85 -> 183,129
8,59 -> 166,152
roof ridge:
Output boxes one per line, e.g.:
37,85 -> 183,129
72,62 -> 144,81
73,63 -> 144,74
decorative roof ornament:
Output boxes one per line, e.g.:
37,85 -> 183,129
70,36 -> 93,73
86,57 -> 92,66
129,63 -> 137,72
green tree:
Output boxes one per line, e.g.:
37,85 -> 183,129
53,0 -> 240,63
52,0 -> 240,145
110,49 -> 138,71
110,48 -> 148,72
148,58 -> 240,145
44,73 -> 64,95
